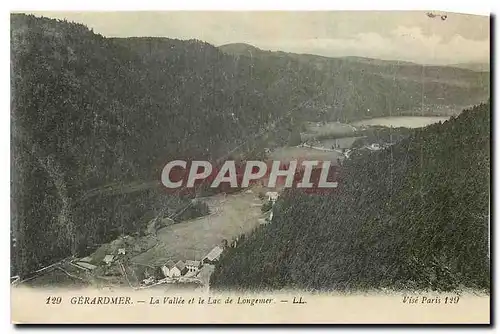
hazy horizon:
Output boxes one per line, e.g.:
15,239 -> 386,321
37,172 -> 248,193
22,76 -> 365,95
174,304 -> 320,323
22,11 -> 490,65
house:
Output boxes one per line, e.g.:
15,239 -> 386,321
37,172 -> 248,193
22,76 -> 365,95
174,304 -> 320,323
185,260 -> 202,273
258,218 -> 268,225
75,262 -> 97,271
174,260 -> 188,276
141,277 -> 155,286
265,191 -> 279,202
268,210 -> 274,223
162,260 -> 188,278
103,255 -> 115,265
117,248 -> 126,255
203,246 -> 224,264
161,260 -> 176,278
79,256 -> 93,263
368,143 -> 381,151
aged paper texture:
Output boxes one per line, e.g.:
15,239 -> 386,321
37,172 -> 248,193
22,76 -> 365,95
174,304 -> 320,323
10,10 -> 490,324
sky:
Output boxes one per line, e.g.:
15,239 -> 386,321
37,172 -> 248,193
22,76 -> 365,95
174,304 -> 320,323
27,11 -> 490,65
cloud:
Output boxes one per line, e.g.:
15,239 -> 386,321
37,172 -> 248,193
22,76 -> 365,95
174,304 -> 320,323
26,11 -> 490,65
254,26 -> 489,64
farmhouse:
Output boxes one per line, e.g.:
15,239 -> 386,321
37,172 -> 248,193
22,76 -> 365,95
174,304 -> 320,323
74,262 -> 97,271
161,260 -> 176,278
175,260 -> 188,276
268,210 -> 274,223
141,277 -> 155,286
368,143 -> 382,151
185,260 -> 202,273
103,255 -> 115,265
265,191 -> 279,202
79,256 -> 92,263
203,246 -> 223,264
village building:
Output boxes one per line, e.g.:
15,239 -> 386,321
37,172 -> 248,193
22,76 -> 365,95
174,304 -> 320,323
79,256 -> 92,263
265,191 -> 279,202
258,218 -> 268,225
203,246 -> 224,264
74,261 -> 97,271
185,260 -> 202,273
141,277 -> 155,286
161,260 -> 176,278
368,143 -> 381,151
103,255 -> 115,265
174,260 -> 188,276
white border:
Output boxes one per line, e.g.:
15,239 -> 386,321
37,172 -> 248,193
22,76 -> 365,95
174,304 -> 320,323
8,0 -> 493,15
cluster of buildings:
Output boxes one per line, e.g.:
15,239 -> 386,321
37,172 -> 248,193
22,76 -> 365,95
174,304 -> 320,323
72,247 -> 128,271
345,142 -> 397,158
265,191 -> 279,203
140,245 -> 224,286
160,245 -> 223,279
161,260 -> 200,278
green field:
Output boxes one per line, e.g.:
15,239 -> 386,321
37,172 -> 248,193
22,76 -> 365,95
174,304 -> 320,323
130,192 -> 265,267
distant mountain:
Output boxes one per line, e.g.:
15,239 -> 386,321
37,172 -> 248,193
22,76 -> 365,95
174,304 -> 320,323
219,43 -> 490,121
211,102 -> 491,292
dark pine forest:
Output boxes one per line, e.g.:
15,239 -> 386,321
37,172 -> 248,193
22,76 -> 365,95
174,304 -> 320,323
211,102 -> 490,292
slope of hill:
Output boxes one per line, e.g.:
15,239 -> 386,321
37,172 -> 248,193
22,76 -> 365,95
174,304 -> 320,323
448,62 -> 490,72
220,43 -> 490,121
211,102 -> 490,292
10,14 -> 294,276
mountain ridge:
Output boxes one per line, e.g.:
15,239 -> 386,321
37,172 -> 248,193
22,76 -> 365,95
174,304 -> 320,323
219,42 -> 490,72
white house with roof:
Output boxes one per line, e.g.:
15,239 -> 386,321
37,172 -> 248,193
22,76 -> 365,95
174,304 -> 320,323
202,246 -> 224,264
265,191 -> 279,202
161,260 -> 177,278
185,260 -> 202,273
175,260 -> 188,276
103,255 -> 115,265
75,261 -> 97,271
368,143 -> 382,151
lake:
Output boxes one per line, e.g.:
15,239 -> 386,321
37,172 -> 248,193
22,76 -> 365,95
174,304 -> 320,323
301,121 -> 356,140
351,116 -> 451,129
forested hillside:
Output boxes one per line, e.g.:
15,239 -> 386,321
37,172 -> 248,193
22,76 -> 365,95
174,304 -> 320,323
10,14 -> 292,276
220,43 -> 490,121
211,102 -> 490,292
